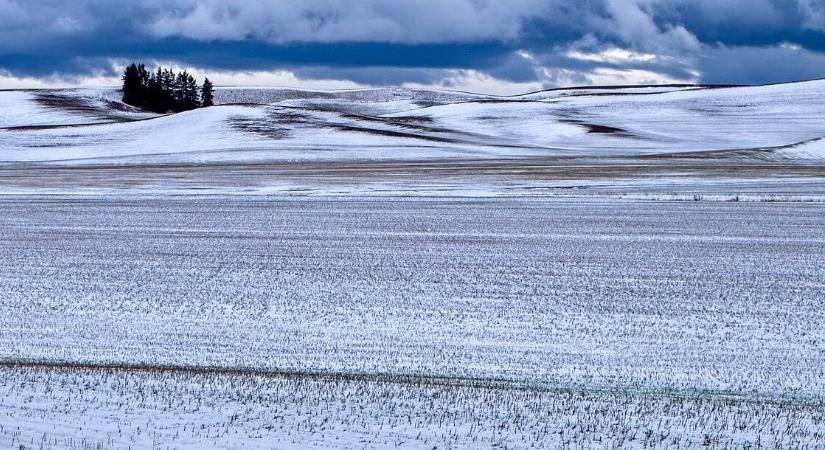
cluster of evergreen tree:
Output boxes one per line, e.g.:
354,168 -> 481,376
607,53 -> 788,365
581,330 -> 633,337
122,63 -> 214,113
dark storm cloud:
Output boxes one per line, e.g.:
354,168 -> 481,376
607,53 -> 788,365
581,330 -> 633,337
1,0 -> 824,88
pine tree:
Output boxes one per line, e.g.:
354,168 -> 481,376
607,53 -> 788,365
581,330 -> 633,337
121,63 -> 208,112
160,68 -> 175,112
145,71 -> 163,113
201,78 -> 214,107
185,73 -> 200,110
137,64 -> 149,91
173,71 -> 188,111
121,63 -> 142,107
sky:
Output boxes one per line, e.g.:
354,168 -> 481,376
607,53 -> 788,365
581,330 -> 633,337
2,0 -> 825,94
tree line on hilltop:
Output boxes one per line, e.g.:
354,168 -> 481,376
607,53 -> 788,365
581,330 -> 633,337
121,63 -> 214,113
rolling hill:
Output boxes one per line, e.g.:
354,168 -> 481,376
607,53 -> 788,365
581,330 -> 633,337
1,80 -> 823,165
1,81 -> 823,196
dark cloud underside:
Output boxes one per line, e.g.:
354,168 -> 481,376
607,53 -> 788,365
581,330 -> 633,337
1,0 -> 824,90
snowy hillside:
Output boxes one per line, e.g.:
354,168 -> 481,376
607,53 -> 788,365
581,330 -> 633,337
1,80 -> 824,165
0,89 -> 154,130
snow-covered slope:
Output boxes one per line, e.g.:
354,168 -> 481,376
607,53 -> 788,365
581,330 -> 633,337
391,80 -> 825,155
0,89 -> 154,130
775,137 -> 825,160
1,81 -> 824,165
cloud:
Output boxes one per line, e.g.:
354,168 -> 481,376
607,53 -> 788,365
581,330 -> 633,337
698,43 -> 825,84
0,0 -> 824,92
145,0 -> 548,44
603,0 -> 700,53
402,70 -> 545,96
798,0 -> 825,31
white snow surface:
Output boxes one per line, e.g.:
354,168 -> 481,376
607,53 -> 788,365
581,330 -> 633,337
0,91 -> 84,128
776,137 -> 825,160
1,364 -> 821,449
1,80 -> 824,165
1,77 -> 824,447
0,89 -> 153,130
1,195 -> 824,448
2,197 -> 824,402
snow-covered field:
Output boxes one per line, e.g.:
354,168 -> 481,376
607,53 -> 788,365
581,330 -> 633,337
1,82 -> 824,448
0,196 -> 823,447
1,365 -> 821,449
1,81 -> 823,198
1,81 -> 824,165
